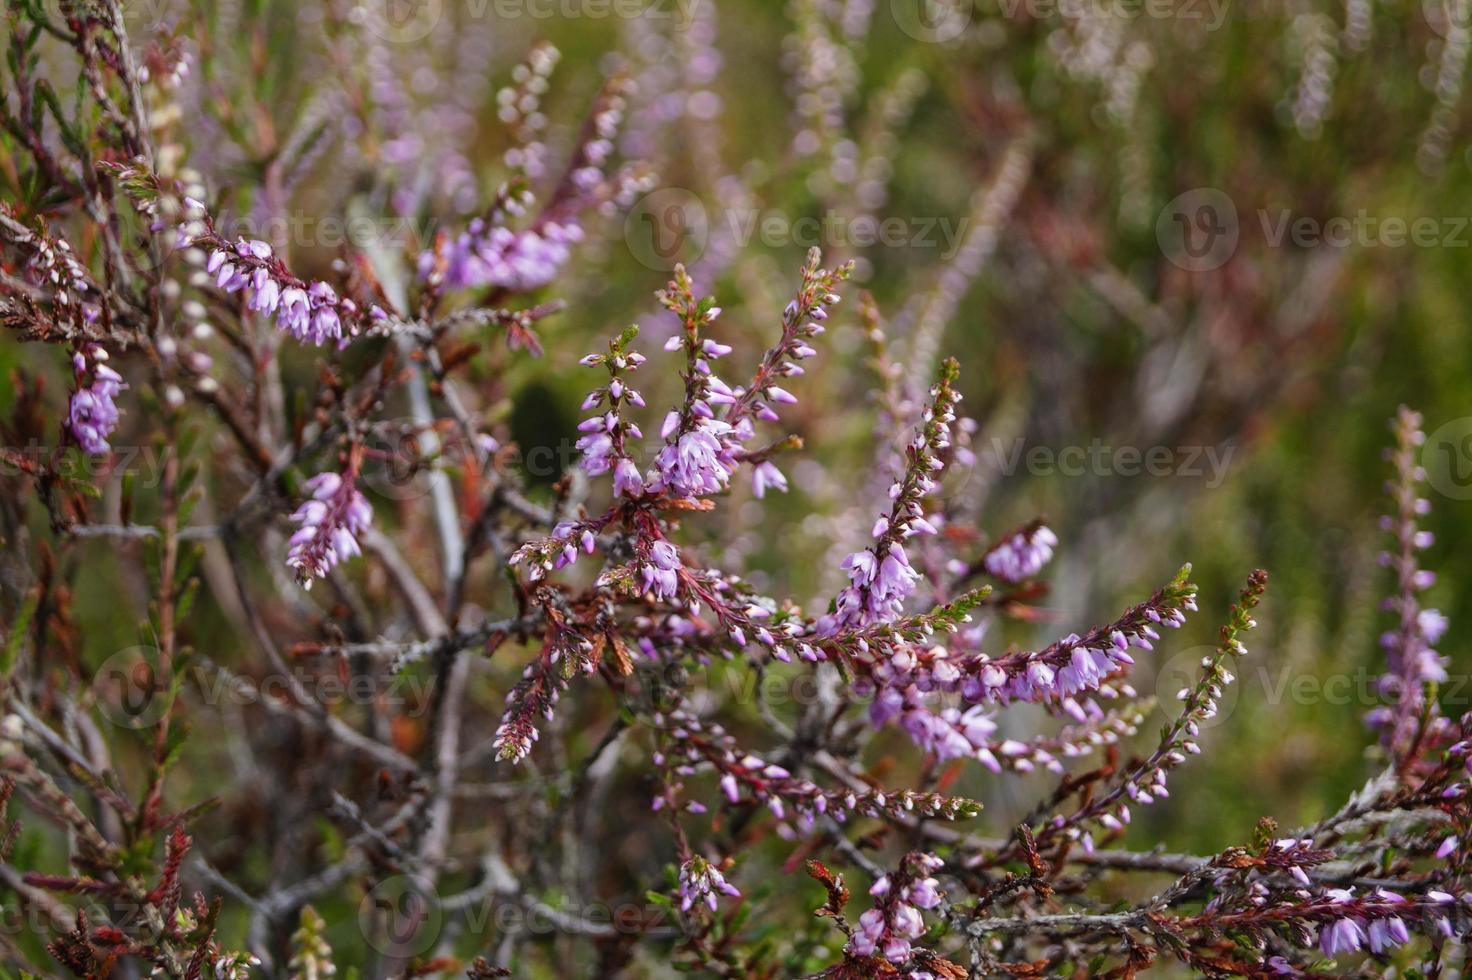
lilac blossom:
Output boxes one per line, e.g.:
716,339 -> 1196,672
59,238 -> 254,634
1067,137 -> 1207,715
982,523 -> 1059,583
199,236 -> 381,347
286,470 -> 374,587
820,359 -> 960,634
677,855 -> 740,912
575,326 -> 647,498
67,345 -> 126,455
848,853 -> 944,963
1366,408 -> 1457,763
441,219 -> 584,292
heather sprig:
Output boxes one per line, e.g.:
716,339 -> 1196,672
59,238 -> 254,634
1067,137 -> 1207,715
677,854 -> 741,914
576,324 -> 648,499
724,246 -> 853,431
193,230 -> 385,347
978,521 -> 1059,585
1037,569 -> 1266,848
650,263 -> 740,498
846,851 -> 947,964
66,343 -> 126,455
649,700 -> 983,829
1368,406 -> 1451,767
285,455 -> 374,588
432,62 -> 643,296
819,357 -> 962,634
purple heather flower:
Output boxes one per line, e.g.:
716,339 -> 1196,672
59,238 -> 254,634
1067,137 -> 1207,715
1419,608 -> 1449,644
984,524 -> 1059,583
613,457 -> 645,498
849,908 -> 887,957
639,540 -> 682,601
67,345 -> 126,455
1366,916 -> 1410,954
575,331 -> 650,496
907,876 -> 943,909
286,471 -> 373,587
820,365 -> 960,634
1319,916 -> 1367,957
677,856 -> 740,912
750,460 -> 788,498
201,242 -> 369,347
440,220 -> 585,292
654,422 -> 736,496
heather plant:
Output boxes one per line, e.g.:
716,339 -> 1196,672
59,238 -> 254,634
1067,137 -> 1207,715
0,1 -> 1470,979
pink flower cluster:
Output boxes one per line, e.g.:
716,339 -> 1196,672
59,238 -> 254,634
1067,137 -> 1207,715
433,64 -> 632,294
1268,885 -> 1467,961
286,471 -> 374,587
202,237 -> 380,347
821,362 -> 959,633
677,855 -> 741,913
441,218 -> 585,292
576,330 -> 648,498
982,523 -> 1058,583
650,702 -> 981,835
850,852 -> 944,963
67,344 -> 126,455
